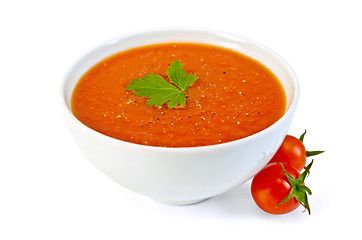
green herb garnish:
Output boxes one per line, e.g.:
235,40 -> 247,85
126,60 -> 198,108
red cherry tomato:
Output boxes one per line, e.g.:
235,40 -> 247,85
269,135 -> 307,171
251,163 -> 301,215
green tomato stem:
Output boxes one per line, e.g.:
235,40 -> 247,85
276,161 -> 314,215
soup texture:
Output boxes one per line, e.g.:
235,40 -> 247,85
71,43 -> 286,147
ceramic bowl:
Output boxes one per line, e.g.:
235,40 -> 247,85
61,28 -> 299,205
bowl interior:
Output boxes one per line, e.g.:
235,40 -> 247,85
63,29 -> 298,116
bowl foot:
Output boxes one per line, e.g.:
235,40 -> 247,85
154,198 -> 209,205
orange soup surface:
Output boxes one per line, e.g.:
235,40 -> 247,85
71,43 -> 286,147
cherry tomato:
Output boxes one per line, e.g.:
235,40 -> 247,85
251,163 -> 301,215
269,135 -> 307,171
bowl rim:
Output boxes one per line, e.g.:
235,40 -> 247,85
61,27 -> 300,152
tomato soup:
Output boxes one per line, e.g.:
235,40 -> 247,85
71,43 -> 286,147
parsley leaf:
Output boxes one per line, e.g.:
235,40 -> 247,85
126,60 -> 198,108
166,60 -> 198,91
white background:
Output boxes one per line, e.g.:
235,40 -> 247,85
1,0 -> 361,239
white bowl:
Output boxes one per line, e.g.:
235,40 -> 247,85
61,28 -> 299,205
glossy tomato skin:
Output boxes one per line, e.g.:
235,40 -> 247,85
269,135 -> 307,171
251,163 -> 301,215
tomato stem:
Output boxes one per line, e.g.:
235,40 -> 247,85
306,150 -> 325,157
299,129 -> 307,142
276,161 -> 314,215
297,185 -> 312,195
299,130 -> 324,158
